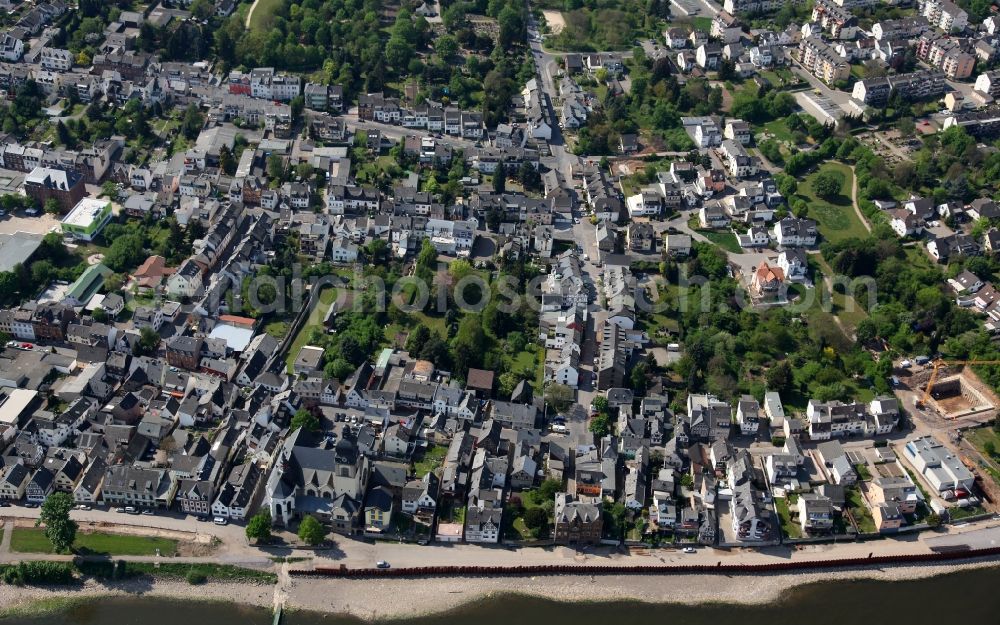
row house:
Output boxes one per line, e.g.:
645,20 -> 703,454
927,232 -> 980,262
244,67 -> 301,101
358,92 -> 401,122
728,451 -> 774,542
102,465 -> 177,509
15,0 -> 68,35
303,82 -> 344,111
468,145 -> 539,174
523,79 -> 553,141
724,0 -> 801,13
211,462 -> 262,520
92,50 -> 151,81
807,397 -> 898,439
872,17 -> 928,42
217,94 -> 292,133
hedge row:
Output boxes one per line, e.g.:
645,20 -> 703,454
0,561 -> 76,585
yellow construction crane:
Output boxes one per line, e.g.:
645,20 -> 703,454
916,359 -> 1000,408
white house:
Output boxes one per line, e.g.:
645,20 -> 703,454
777,248 -> 808,281
0,33 -> 23,62
166,259 -> 204,298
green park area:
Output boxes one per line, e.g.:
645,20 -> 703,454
798,162 -> 868,245
11,528 -> 179,556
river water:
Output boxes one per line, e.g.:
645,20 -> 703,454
5,567 -> 1000,624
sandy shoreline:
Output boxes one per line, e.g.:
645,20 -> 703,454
1,559 -> 999,620
0,578 -> 275,618
288,559 -> 1000,619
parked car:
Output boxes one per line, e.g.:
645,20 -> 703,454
124,506 -> 138,515
376,560 -> 391,569
682,547 -> 697,554
213,516 -> 228,526
141,509 -> 155,516
75,504 -> 92,511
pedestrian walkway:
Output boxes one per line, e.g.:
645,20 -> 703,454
0,520 -> 13,555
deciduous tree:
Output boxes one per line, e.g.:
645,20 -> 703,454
37,493 -> 77,553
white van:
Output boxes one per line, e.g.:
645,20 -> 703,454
213,516 -> 228,526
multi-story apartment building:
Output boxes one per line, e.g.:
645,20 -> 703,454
39,47 -> 72,71
798,37 -> 850,84
811,0 -> 857,40
852,70 -> 946,107
922,0 -> 968,32
917,35 -> 974,80
724,0 -> 803,13
975,69 -> 1000,97
24,166 -> 86,213
711,10 -> 743,44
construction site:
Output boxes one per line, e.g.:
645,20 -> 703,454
928,374 -> 993,418
910,360 -> 1000,420
913,362 -> 1000,421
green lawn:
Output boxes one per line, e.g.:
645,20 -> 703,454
855,462 -> 872,481
507,487 -> 554,541
759,68 -> 803,89
11,528 -> 178,556
247,0 -> 284,31
413,444 -> 448,478
507,348 -> 542,388
264,320 -> 289,338
846,489 -> 876,534
798,162 -> 867,245
966,427 -> 1000,487
691,17 -> 713,31
775,495 -> 802,538
762,118 -> 795,143
285,286 -> 337,373
948,504 -> 988,521
697,229 -> 742,254
811,254 -> 868,333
